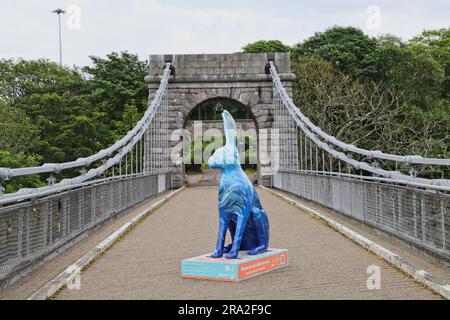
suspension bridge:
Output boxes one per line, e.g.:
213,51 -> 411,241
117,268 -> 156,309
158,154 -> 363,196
0,53 -> 449,300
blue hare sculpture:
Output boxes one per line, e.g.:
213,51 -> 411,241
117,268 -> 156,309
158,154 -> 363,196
208,110 -> 270,259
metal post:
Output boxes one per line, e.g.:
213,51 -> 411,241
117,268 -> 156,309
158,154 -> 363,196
299,130 -> 303,171
413,193 -> 418,238
58,13 -> 62,65
52,9 -> 66,66
441,198 -> 446,249
421,195 -> 426,242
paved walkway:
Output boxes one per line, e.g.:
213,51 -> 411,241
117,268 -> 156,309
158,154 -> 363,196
55,186 -> 439,300
187,169 -> 221,187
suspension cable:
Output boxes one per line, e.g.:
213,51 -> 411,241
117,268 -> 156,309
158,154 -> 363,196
269,61 -> 450,189
269,61 -> 450,167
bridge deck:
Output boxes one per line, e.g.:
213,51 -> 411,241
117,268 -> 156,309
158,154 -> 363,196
54,186 -> 439,300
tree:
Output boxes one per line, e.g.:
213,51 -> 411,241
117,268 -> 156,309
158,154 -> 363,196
0,58 -> 88,101
410,28 -> 450,100
0,59 -> 113,163
362,37 -> 445,110
0,102 -> 39,155
0,151 -> 44,193
83,51 -> 149,123
112,100 -> 140,140
242,40 -> 291,53
292,57 -> 409,154
360,34 -> 407,81
293,26 -> 377,74
376,34 -> 405,47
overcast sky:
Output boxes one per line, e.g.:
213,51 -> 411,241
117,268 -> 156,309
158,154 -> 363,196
1,0 -> 449,67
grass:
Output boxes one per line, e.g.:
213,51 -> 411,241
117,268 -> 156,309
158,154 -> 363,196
244,168 -> 257,175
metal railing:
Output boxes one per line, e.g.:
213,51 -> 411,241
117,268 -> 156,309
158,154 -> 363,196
273,171 -> 449,260
0,172 -> 171,284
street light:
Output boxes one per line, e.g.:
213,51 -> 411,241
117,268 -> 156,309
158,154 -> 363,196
52,8 -> 66,66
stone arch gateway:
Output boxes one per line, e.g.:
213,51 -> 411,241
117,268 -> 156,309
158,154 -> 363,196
146,53 -> 296,188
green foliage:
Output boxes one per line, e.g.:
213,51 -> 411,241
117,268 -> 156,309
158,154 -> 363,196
83,51 -> 149,121
242,40 -> 291,53
0,58 -> 112,163
410,28 -> 450,100
0,151 -> 45,193
112,100 -> 140,139
0,102 -> 39,155
0,58 -> 86,101
362,39 -> 445,109
293,26 -> 377,73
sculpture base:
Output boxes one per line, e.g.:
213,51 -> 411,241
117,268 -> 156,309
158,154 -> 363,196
181,249 -> 288,282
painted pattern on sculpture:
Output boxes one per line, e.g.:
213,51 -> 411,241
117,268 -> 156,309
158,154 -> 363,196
208,110 -> 270,259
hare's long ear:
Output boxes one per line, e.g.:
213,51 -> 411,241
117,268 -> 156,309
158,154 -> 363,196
222,110 -> 237,151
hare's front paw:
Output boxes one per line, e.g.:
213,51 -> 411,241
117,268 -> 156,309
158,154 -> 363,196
248,246 -> 268,256
210,250 -> 224,258
225,251 -> 239,259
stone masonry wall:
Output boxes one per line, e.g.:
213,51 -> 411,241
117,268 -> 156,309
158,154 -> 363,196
146,53 -> 297,188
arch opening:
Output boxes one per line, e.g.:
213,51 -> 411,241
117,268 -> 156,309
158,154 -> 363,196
182,97 -> 259,186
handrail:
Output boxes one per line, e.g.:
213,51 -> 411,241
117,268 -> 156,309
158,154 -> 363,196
275,169 -> 450,193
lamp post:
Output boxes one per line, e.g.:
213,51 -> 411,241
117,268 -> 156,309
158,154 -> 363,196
52,8 -> 66,66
